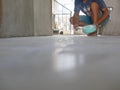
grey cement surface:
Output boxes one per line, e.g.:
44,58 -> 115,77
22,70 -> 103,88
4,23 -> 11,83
102,0 -> 120,35
0,35 -> 120,90
0,0 -> 52,37
1,0 -> 34,37
33,0 -> 52,36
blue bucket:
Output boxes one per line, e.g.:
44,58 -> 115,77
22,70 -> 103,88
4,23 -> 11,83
83,25 -> 96,34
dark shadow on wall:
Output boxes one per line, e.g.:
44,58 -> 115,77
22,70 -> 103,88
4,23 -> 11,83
0,0 -> 2,26
0,0 -> 2,28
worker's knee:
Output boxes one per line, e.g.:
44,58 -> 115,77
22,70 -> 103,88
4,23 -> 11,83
91,2 -> 99,8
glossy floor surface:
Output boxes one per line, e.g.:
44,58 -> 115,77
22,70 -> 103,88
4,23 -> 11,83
0,35 -> 120,90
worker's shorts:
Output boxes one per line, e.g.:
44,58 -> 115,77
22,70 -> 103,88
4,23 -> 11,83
79,13 -> 110,27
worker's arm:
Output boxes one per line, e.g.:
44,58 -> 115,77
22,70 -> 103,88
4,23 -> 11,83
71,0 -> 87,27
98,8 -> 110,25
71,13 -> 87,27
72,12 -> 80,27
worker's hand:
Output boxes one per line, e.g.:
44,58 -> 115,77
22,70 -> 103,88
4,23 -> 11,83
94,23 -> 99,29
70,13 -> 80,28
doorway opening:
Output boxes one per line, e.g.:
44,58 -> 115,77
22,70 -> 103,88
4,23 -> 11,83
52,0 -> 86,35
52,0 -> 74,35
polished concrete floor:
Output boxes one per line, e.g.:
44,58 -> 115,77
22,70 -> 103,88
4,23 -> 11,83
0,35 -> 120,90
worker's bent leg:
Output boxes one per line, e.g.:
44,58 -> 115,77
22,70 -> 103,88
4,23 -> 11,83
88,2 -> 100,36
90,2 -> 99,26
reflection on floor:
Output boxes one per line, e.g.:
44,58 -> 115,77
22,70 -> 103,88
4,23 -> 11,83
0,35 -> 120,90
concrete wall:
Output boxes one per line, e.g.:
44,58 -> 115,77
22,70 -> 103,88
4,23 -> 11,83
0,0 -> 34,37
0,0 -> 52,38
33,0 -> 52,36
102,0 -> 120,35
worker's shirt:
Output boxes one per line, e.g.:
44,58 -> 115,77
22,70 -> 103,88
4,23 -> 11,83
74,0 -> 107,16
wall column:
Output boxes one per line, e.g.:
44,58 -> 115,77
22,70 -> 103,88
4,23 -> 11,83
0,0 -> 52,38
102,0 -> 120,35
33,0 -> 53,36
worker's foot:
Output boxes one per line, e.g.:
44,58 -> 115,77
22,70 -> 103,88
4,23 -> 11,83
87,31 -> 97,36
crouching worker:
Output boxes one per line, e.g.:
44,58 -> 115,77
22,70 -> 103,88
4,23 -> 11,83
70,0 -> 110,36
